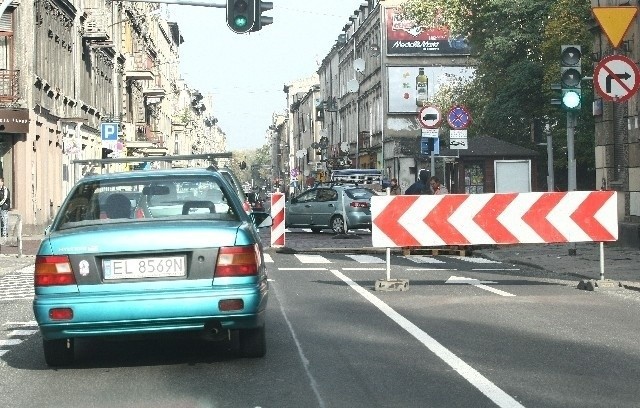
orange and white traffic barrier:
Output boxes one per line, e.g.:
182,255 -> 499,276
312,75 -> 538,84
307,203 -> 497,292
270,191 -> 285,247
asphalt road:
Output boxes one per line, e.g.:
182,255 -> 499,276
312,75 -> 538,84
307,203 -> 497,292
1,248 -> 639,407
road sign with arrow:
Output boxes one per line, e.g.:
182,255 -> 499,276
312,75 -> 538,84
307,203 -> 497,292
594,54 -> 640,102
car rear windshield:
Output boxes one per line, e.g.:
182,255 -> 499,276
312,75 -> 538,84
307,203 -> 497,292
55,175 -> 241,230
345,188 -> 375,200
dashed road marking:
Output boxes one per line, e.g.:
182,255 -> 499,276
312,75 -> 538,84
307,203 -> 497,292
345,255 -> 385,264
295,254 -> 332,264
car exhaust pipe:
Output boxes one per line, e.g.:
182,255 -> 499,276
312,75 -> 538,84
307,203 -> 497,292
203,321 -> 227,341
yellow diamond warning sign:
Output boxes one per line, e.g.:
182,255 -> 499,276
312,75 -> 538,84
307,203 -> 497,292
592,6 -> 638,48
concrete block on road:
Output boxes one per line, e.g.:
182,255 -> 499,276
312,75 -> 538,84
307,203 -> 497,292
374,278 -> 409,292
577,279 -> 623,291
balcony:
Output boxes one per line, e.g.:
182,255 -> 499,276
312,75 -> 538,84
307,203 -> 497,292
0,69 -> 20,103
83,9 -> 110,42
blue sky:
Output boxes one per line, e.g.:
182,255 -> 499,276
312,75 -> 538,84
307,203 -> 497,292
167,1 -> 363,151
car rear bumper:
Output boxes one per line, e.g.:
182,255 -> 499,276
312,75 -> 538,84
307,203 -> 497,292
33,286 -> 267,340
347,212 -> 371,229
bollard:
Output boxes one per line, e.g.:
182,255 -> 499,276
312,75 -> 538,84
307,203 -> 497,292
270,191 -> 285,248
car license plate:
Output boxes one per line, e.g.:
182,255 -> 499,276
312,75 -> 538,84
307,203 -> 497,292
103,256 -> 186,280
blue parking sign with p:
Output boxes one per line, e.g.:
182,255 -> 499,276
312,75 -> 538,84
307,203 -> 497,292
101,123 -> 118,141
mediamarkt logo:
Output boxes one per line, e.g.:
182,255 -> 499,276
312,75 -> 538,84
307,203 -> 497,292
392,40 -> 440,49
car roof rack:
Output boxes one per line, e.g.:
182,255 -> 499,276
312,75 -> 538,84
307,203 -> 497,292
72,153 -> 231,166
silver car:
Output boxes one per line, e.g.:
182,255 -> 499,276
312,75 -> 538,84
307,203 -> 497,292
285,185 -> 374,233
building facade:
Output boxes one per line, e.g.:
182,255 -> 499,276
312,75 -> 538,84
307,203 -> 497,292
591,0 -> 640,247
0,1 -> 224,235
278,0 -> 475,193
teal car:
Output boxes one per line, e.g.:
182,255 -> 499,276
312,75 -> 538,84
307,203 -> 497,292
32,167 -> 271,366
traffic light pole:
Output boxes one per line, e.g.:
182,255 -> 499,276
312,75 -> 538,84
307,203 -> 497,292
567,111 -> 577,192
567,110 -> 577,256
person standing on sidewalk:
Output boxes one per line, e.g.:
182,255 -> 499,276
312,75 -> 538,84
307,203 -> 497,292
430,176 -> 448,195
0,177 -> 10,241
389,178 -> 401,195
405,170 -> 431,195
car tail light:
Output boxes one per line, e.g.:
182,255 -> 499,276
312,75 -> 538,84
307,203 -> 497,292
219,299 -> 244,311
49,308 -> 73,320
350,201 -> 370,209
215,245 -> 260,277
34,255 -> 76,286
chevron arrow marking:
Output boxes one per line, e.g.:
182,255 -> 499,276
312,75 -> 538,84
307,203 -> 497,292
371,191 -> 618,247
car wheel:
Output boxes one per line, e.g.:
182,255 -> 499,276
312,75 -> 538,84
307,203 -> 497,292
330,215 -> 345,234
43,338 -> 75,367
310,227 -> 322,233
238,326 -> 266,358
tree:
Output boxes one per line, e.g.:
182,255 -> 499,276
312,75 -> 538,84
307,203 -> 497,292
228,144 -> 272,189
401,0 -> 595,190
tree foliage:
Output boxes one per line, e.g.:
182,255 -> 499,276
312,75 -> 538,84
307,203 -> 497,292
401,0 -> 595,189
228,145 -> 272,189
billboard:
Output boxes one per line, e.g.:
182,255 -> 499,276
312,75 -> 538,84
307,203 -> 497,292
388,66 -> 474,113
386,8 -> 470,56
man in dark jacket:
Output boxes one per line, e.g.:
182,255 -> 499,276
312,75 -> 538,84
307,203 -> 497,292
405,169 -> 431,195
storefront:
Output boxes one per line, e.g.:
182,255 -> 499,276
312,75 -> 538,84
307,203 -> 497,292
0,108 -> 30,208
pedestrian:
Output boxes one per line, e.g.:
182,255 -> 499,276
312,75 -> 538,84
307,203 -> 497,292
405,169 -> 431,195
0,177 -> 10,241
430,176 -> 448,195
389,178 -> 401,195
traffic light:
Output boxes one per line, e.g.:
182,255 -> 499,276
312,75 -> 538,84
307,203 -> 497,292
251,1 -> 273,32
226,0 -> 255,34
560,45 -> 582,111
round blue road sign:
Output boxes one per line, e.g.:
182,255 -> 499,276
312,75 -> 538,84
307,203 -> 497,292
447,105 -> 472,130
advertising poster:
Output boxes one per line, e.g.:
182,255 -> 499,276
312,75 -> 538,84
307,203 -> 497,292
386,8 -> 470,56
388,66 -> 474,113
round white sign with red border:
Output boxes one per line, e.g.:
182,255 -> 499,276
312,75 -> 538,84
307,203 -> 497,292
594,55 -> 640,102
417,105 -> 442,129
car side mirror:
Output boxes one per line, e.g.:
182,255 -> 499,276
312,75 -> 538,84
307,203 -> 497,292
252,212 -> 273,228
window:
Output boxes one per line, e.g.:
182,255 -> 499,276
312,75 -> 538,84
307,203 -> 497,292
464,163 -> 484,194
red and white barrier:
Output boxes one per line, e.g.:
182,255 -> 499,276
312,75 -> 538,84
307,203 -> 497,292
372,191 -> 618,247
270,192 -> 285,247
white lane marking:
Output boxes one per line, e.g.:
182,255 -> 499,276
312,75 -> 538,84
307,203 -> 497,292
475,284 -> 517,297
278,268 -> 328,271
9,330 -> 38,337
345,255 -> 385,264
4,321 -> 37,326
330,269 -> 525,408
272,284 -> 326,408
446,256 -> 501,264
407,268 -> 458,271
342,268 -> 386,271
402,255 -> 446,264
295,254 -> 332,264
446,276 -> 516,297
0,350 -> 7,357
0,339 -> 22,346
263,254 -> 274,263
